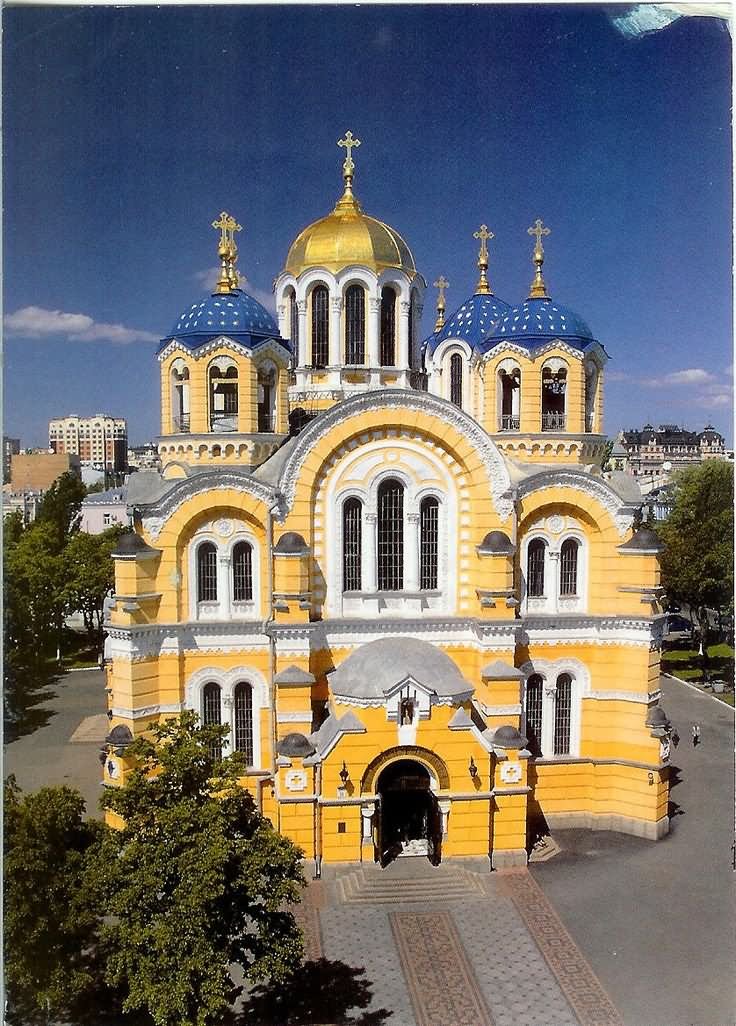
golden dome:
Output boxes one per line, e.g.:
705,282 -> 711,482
284,191 -> 417,278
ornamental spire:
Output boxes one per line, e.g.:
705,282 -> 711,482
337,130 -> 361,199
433,276 -> 449,332
473,224 -> 494,295
527,218 -> 551,299
212,211 -> 242,294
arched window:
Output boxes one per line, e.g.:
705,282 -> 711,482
311,285 -> 329,368
343,498 -> 362,592
257,364 -> 276,432
408,290 -> 420,368
197,542 -> 218,603
554,674 -> 572,755
585,363 -> 598,433
450,353 -> 463,408
232,541 -> 253,602
526,674 -> 543,757
170,359 -> 190,433
202,682 -> 222,761
541,360 -> 567,431
420,496 -> 439,590
345,284 -> 365,365
527,539 -> 546,597
287,288 -> 299,367
377,479 -> 404,590
498,364 -> 521,431
380,287 -> 396,366
234,682 -> 254,764
560,539 -> 579,596
209,359 -> 238,432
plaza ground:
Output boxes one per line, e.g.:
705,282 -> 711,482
4,669 -> 734,1026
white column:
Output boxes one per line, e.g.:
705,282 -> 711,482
329,297 -> 342,383
368,297 -> 381,383
222,691 -> 234,753
413,301 -> 424,371
398,300 -> 410,378
406,512 -> 420,591
295,300 -> 308,388
360,804 -> 374,841
277,302 -> 287,339
218,554 -> 232,620
548,550 -> 560,615
363,513 -> 377,591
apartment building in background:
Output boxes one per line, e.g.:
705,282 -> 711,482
49,414 -> 128,473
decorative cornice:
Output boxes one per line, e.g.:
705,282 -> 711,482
276,389 -> 513,521
481,338 -> 608,364
157,334 -> 290,364
111,702 -> 183,720
517,468 -> 637,537
585,690 -> 658,704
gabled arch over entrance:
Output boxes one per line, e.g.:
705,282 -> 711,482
376,759 -> 442,865
361,744 -> 450,793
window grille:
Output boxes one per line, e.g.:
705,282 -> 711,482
380,287 -> 396,366
560,539 -> 579,596
527,539 -> 545,597
554,674 -> 572,755
420,496 -> 439,590
197,543 -> 218,602
345,284 -> 365,365
234,681 -> 254,765
311,285 -> 329,368
450,353 -> 463,408
377,479 -> 404,590
342,498 -> 362,592
289,290 -> 299,366
526,675 -> 543,757
232,541 -> 253,602
202,682 -> 222,762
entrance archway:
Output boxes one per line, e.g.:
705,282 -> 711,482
376,759 -> 442,866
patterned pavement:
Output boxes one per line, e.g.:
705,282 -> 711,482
295,861 -> 624,1026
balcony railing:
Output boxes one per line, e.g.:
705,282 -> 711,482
173,414 -> 190,433
210,414 -> 237,433
541,412 -> 566,431
499,415 -> 520,431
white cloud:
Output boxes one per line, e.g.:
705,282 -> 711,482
657,368 -> 715,387
5,305 -> 158,344
192,269 -> 276,314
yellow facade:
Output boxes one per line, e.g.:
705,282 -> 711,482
104,143 -> 672,871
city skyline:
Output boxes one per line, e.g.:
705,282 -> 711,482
4,5 -> 732,446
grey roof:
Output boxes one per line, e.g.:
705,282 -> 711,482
82,487 -> 126,505
481,660 -> 524,681
106,724 -> 133,746
605,470 -> 643,504
328,637 -> 473,701
618,528 -> 663,553
645,704 -> 671,729
477,531 -> 515,555
308,709 -> 366,758
610,440 -> 628,457
276,733 -> 316,757
252,435 -> 299,485
274,665 -> 316,685
448,707 -> 474,729
111,532 -> 160,558
274,532 -> 309,555
125,470 -> 173,507
492,724 -> 528,749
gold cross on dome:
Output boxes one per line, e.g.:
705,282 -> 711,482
338,131 -> 361,164
433,276 -> 450,332
473,224 -> 494,253
212,212 -> 243,295
212,211 -> 242,245
527,218 -> 551,250
527,218 -> 551,299
473,224 -> 494,295
433,275 -> 450,302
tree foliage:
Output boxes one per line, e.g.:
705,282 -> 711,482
4,777 -> 103,1023
659,460 -> 734,636
93,713 -> 305,1026
4,519 -> 66,661
62,526 -> 126,645
35,470 -> 86,552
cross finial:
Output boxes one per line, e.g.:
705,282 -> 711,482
473,224 -> 495,295
337,131 -> 361,197
433,276 -> 450,332
212,212 -> 243,293
527,218 -> 551,299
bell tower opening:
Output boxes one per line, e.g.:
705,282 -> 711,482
376,758 -> 441,865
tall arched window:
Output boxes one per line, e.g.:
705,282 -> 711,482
232,541 -> 253,602
311,285 -> 329,368
498,364 -> 521,431
197,542 -> 218,603
560,539 -> 579,596
408,291 -> 420,368
585,363 -> 598,433
526,674 -> 543,757
287,288 -> 299,367
527,539 -> 546,597
234,681 -> 254,764
420,496 -> 439,590
171,359 -> 190,433
343,498 -> 362,592
541,360 -> 567,431
345,284 -> 365,365
380,286 -> 396,366
257,365 -> 276,432
450,353 -> 463,408
202,682 -> 222,761
554,673 -> 572,755
209,359 -> 238,432
377,479 -> 404,590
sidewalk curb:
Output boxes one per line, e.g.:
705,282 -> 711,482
662,672 -> 736,712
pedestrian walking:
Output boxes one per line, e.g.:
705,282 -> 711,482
691,724 -> 701,747
671,728 -> 680,748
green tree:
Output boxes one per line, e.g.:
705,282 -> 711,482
62,526 -> 127,647
35,470 -> 86,552
93,713 -> 305,1026
659,460 -> 734,642
4,777 -> 103,1024
4,520 -> 66,662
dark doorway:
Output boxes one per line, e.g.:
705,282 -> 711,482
376,759 -> 441,866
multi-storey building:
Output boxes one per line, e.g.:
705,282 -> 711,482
3,437 -> 20,483
49,414 -> 128,473
103,138 -> 672,870
10,451 -> 80,492
620,423 -> 726,476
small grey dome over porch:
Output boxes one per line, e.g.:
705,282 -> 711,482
328,636 -> 473,702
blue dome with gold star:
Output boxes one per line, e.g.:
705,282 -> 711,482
425,293 -> 511,355
160,289 -> 279,351
481,297 -> 595,352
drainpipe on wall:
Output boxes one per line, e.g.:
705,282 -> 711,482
265,503 -> 278,804
510,487 -> 521,616
314,762 -> 322,880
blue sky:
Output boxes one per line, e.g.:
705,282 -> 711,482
4,5 -> 732,446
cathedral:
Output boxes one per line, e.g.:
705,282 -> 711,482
104,134 -> 672,870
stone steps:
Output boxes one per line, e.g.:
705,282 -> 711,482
336,865 -> 488,904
